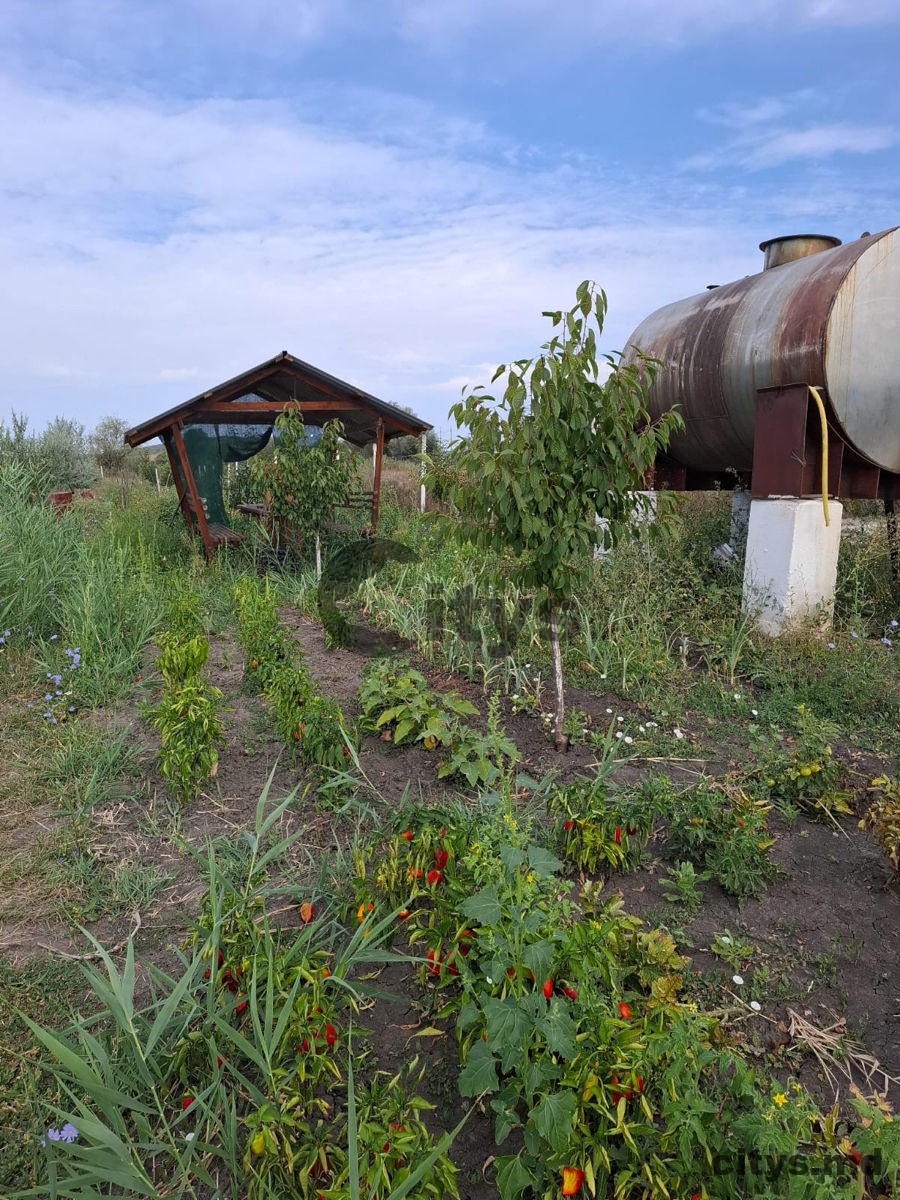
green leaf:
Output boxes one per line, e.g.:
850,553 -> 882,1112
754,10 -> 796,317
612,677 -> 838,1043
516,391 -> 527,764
495,1153 -> 537,1200
483,997 -> 533,1072
458,1038 -> 499,1096
527,843 -> 563,877
459,887 -> 502,927
499,844 -> 526,871
529,1089 -> 577,1154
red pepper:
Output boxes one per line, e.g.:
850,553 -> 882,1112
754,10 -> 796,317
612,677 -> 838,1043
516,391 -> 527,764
614,827 -> 622,845
325,1023 -> 337,1046
401,831 -> 413,841
397,909 -> 410,920
426,949 -> 441,976
618,1001 -> 633,1020
181,1095 -> 194,1111
542,978 -> 553,1001
563,985 -> 578,1001
433,847 -> 449,870
235,996 -> 248,1015
563,819 -> 574,832
426,869 -> 443,887
561,1166 -> 585,1196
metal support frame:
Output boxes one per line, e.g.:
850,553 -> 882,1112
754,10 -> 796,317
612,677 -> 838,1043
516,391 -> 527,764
751,384 -> 891,501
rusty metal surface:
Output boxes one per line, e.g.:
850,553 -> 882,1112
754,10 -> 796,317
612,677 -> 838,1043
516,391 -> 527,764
624,227 -> 900,474
759,234 -> 841,270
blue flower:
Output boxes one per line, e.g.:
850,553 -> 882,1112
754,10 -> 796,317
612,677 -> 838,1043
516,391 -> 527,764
891,619 -> 899,629
58,1123 -> 78,1143
49,634 -> 58,642
850,631 -> 858,639
882,637 -> 893,648
826,642 -> 835,650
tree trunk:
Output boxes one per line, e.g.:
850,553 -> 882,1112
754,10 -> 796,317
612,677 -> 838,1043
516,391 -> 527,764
548,607 -> 569,751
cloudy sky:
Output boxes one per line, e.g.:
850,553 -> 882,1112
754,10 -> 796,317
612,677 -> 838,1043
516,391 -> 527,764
1,0 -> 898,439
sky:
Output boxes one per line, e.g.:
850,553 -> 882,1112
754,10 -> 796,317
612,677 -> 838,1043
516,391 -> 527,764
1,0 -> 898,442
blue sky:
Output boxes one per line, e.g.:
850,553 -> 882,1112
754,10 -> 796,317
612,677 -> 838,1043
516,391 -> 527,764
1,0 -> 898,441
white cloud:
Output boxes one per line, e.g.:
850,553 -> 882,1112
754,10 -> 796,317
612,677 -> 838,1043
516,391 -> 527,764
747,124 -> 899,167
0,77 -> 769,431
390,0 -> 900,50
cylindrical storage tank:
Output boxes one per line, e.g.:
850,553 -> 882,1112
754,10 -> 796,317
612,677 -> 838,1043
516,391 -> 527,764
623,226 -> 900,474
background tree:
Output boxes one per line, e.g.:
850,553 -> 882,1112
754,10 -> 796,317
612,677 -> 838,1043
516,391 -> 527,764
260,404 -> 357,578
90,415 -> 135,503
430,281 -> 683,749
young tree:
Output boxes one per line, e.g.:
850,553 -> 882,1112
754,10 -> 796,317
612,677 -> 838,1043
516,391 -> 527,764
89,415 -> 135,502
433,281 -> 683,749
261,404 -> 357,578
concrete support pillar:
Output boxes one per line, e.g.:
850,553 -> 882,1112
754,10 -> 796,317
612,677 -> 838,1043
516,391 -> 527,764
742,498 -> 843,636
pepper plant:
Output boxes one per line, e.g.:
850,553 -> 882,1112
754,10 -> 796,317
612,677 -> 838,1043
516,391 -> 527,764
431,281 -> 683,748
147,633 -> 223,804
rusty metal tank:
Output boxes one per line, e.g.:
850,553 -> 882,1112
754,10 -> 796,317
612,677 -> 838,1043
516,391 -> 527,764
624,226 -> 900,474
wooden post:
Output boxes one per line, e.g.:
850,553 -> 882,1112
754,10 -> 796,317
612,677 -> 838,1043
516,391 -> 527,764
154,467 -> 161,495
419,431 -> 427,513
171,423 -> 214,560
163,432 -> 192,528
371,419 -> 384,532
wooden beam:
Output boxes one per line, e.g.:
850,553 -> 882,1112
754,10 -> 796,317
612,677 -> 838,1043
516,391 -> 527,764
371,419 -> 385,532
171,422 -> 214,561
198,399 -> 353,416
162,432 -> 193,531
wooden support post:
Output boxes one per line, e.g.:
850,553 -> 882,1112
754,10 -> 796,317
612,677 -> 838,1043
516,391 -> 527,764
419,431 -> 427,513
371,419 -> 384,532
171,423 -> 214,560
163,432 -> 192,528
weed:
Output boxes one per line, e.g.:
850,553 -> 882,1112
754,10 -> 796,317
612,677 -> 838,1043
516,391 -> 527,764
660,861 -> 705,913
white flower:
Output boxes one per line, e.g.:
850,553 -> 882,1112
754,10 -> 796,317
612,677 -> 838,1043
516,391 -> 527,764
486,976 -> 493,985
638,725 -> 645,733
616,731 -> 623,739
624,736 -> 633,744
185,1132 -> 196,1142
732,974 -> 744,986
525,663 -> 531,668
513,693 -> 519,700
751,709 -> 758,717
733,693 -> 741,701
749,1001 -> 761,1012
600,672 -> 607,679
646,721 -> 657,728
606,707 -> 613,714
719,935 -> 732,945
673,728 -> 684,740
617,715 -> 624,723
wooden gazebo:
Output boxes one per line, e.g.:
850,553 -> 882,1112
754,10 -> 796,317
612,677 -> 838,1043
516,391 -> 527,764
124,351 -> 432,559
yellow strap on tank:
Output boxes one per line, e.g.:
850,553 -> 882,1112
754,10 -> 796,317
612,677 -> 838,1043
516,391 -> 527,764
807,385 -> 830,527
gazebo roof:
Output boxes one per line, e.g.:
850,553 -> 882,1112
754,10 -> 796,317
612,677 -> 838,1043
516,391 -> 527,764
124,351 -> 432,448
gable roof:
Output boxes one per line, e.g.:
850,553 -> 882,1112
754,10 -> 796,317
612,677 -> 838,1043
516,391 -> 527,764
124,351 -> 432,448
